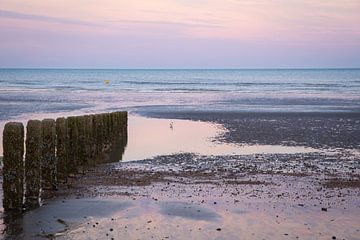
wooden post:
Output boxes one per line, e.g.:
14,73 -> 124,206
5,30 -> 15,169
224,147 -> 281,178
93,114 -> 104,163
56,117 -> 67,183
66,116 -> 78,175
25,120 -> 42,209
2,122 -> 24,211
41,119 -> 57,190
76,116 -> 87,172
84,115 -> 95,166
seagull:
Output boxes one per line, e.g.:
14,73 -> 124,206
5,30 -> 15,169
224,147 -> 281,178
170,121 -> 174,130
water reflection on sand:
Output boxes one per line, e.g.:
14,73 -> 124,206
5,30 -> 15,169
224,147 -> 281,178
122,115 -> 320,162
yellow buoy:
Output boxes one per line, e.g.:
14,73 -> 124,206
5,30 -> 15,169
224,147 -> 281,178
104,80 -> 110,85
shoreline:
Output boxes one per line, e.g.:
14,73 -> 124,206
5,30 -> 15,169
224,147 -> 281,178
0,110 -> 359,239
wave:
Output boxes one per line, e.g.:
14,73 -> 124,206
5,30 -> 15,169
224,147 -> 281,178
119,80 -> 356,88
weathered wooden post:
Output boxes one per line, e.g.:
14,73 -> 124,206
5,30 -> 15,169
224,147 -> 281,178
76,116 -> 87,172
56,117 -> 67,183
41,119 -> 57,190
24,120 -> 42,209
84,115 -> 95,166
2,122 -> 24,211
93,114 -> 104,163
107,111 -> 128,162
101,113 -> 109,163
66,116 -> 78,175
110,112 -> 116,141
120,111 -> 128,154
107,113 -> 112,141
109,113 -> 115,141
101,113 -> 109,147
119,111 -> 128,138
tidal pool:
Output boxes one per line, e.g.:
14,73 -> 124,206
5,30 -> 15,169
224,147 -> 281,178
121,115 -> 320,162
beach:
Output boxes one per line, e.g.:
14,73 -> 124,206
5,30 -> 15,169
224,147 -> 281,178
0,69 -> 359,239
1,110 -> 359,239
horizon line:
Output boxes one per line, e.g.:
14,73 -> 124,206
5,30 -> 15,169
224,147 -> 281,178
1,67 -> 360,70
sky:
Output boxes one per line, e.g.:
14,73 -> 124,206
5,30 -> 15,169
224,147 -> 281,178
0,0 -> 359,68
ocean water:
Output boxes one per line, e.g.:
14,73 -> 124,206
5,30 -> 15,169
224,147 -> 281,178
0,69 -> 360,121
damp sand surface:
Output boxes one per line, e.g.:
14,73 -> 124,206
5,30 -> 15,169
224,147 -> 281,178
1,155 -> 359,239
1,112 -> 360,239
2,157 -> 359,240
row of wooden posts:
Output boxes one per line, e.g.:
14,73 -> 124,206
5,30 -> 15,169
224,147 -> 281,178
2,111 -> 128,211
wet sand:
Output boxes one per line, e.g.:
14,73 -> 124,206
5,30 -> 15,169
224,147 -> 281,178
2,156 -> 359,239
1,111 -> 360,239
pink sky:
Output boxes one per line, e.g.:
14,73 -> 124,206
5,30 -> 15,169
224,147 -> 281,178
0,0 -> 359,68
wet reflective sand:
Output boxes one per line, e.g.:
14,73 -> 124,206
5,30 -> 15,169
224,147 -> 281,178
3,181 -> 359,240
60,198 -> 359,240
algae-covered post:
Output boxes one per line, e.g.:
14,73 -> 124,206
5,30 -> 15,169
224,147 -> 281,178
93,114 -> 104,163
56,117 -> 67,183
106,111 -> 128,162
109,113 -> 115,141
1,111 -> 128,211
41,119 -> 57,190
25,120 -> 42,209
66,116 -> 79,174
100,113 -> 110,162
106,113 -> 112,143
84,115 -> 95,167
101,113 -> 110,147
118,111 -> 128,138
2,122 -> 24,211
76,116 -> 87,172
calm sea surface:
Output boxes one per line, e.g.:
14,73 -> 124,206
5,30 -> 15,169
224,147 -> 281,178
0,69 -> 359,121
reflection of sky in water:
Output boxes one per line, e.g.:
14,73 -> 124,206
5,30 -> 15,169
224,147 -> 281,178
121,115 -> 320,162
11,197 -> 358,240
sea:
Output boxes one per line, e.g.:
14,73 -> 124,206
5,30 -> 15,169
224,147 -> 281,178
0,68 -> 359,122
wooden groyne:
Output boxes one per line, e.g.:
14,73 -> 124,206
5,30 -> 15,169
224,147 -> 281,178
2,111 -> 128,212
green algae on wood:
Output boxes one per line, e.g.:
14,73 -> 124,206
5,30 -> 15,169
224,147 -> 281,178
41,119 -> 57,190
2,110 -> 128,211
66,116 -> 79,174
93,114 -> 105,163
76,115 -> 89,173
25,120 -> 42,209
56,117 -> 68,183
3,122 -> 24,211
84,115 -> 95,167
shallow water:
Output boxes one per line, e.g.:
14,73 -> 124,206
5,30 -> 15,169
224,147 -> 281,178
0,198 -> 133,238
121,115 -> 320,161
1,69 -> 360,121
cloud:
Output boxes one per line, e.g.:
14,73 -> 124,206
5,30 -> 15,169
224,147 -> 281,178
107,19 -> 223,29
0,9 -> 97,26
